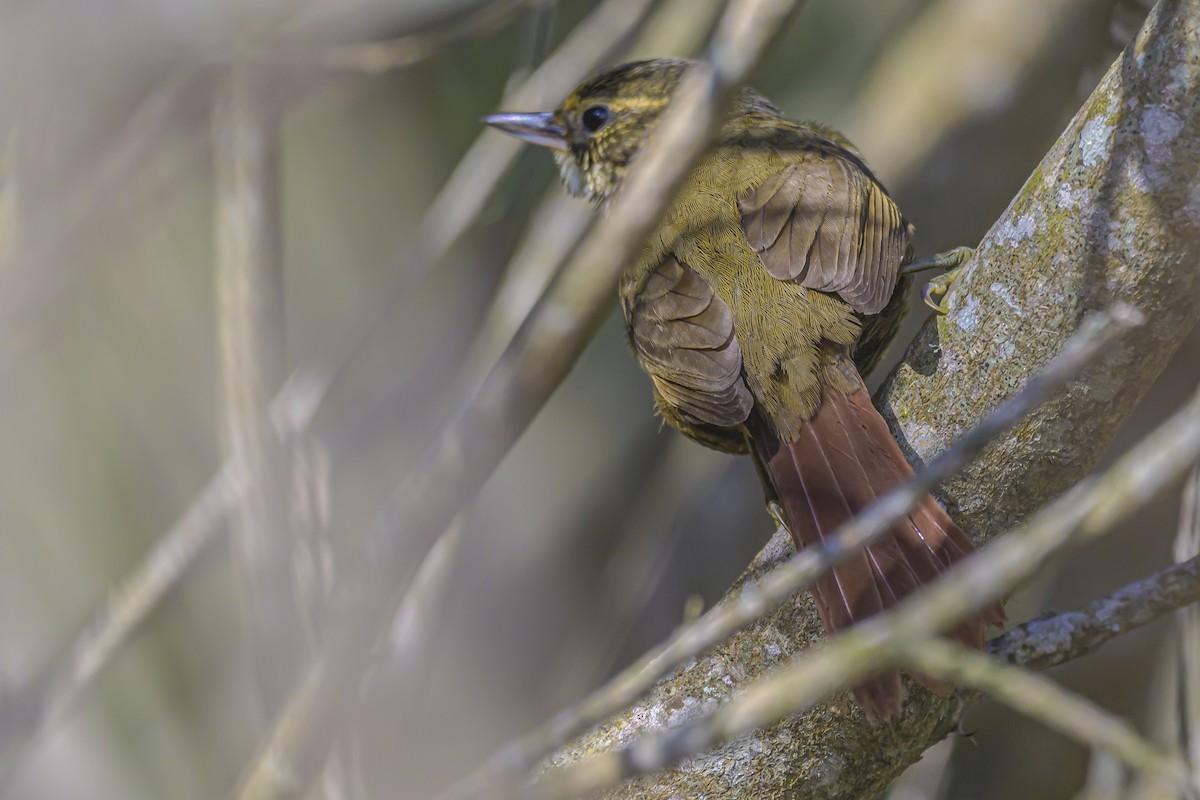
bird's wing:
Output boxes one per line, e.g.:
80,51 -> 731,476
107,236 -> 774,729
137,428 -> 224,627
628,253 -> 753,428
737,154 -> 911,315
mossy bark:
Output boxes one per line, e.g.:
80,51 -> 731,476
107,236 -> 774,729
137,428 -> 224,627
551,1 -> 1200,796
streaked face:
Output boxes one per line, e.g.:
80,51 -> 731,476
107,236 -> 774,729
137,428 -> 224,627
484,59 -> 689,202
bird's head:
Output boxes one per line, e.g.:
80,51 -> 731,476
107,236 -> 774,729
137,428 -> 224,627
485,58 -> 778,203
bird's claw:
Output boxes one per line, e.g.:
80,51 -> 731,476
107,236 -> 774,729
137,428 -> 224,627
901,246 -> 974,315
922,268 -> 962,315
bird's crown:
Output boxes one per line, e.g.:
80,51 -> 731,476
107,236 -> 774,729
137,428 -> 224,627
486,58 -> 778,201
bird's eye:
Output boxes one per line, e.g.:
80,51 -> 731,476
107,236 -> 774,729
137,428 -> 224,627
581,105 -> 610,133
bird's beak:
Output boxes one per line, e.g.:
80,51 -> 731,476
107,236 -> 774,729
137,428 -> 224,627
483,111 -> 569,152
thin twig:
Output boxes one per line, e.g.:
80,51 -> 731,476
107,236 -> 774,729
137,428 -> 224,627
895,637 -> 1193,797
459,186 -> 594,387
0,369 -> 331,791
0,74 -> 196,370
1177,465 -> 1200,784
233,1 -> 810,797
847,0 -> 1094,183
990,554 -> 1200,670
315,0 -> 542,74
0,0 -> 660,783
0,463 -> 243,789
539,2 -> 1200,792
531,382 -> 1200,799
313,0 -> 662,398
385,518 -> 464,666
443,304 -> 1141,799
214,63 -> 310,716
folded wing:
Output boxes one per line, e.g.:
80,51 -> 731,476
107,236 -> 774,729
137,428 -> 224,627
628,254 -> 753,429
738,155 -> 911,315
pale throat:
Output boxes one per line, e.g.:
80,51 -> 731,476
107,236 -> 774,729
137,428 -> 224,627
553,149 -> 624,204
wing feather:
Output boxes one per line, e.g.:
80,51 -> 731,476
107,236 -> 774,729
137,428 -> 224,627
629,255 -> 752,428
738,153 -> 911,315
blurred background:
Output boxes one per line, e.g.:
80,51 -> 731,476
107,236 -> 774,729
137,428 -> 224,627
0,0 -> 1195,798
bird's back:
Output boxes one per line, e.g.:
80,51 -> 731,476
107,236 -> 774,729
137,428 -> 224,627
622,114 -> 895,438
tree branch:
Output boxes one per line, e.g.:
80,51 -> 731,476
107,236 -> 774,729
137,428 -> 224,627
314,0 -> 662,395
1176,466 -> 1200,782
894,638 -> 1192,797
0,369 -> 330,792
536,383 -> 1200,799
444,306 -> 1139,800
293,0 -> 541,74
232,2 -> 812,797
214,62 -> 309,717
538,0 -> 1200,796
990,554 -> 1200,670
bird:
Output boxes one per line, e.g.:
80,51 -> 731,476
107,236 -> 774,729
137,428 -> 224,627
484,57 -> 1003,721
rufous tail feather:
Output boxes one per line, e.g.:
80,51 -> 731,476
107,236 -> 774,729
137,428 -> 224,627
747,380 -> 1005,721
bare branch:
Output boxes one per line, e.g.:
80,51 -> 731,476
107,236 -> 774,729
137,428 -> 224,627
232,2 -> 811,797
315,0 -> 662,393
0,368 -> 330,791
536,383 -> 1200,799
444,305 -> 1140,800
544,1 -> 1200,794
1177,466 -> 1200,783
214,63 -> 311,716
894,638 -> 1193,797
302,0 -> 541,74
990,554 -> 1200,670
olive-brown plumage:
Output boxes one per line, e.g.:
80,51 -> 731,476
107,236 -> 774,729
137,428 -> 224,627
486,58 -> 1003,721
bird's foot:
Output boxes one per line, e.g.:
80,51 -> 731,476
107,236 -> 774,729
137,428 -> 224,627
900,246 -> 974,315
899,245 -> 974,276
922,267 -> 964,315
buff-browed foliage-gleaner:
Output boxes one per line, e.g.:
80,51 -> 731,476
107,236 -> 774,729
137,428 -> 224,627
485,57 -> 1004,721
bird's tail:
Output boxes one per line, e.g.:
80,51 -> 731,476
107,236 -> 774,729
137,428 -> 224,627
746,381 -> 1005,721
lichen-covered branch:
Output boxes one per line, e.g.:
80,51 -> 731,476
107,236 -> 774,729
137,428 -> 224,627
538,385 -> 1200,799
991,554 -> 1200,670
882,0 -> 1200,549
542,1 -> 1200,797
444,306 -> 1138,800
